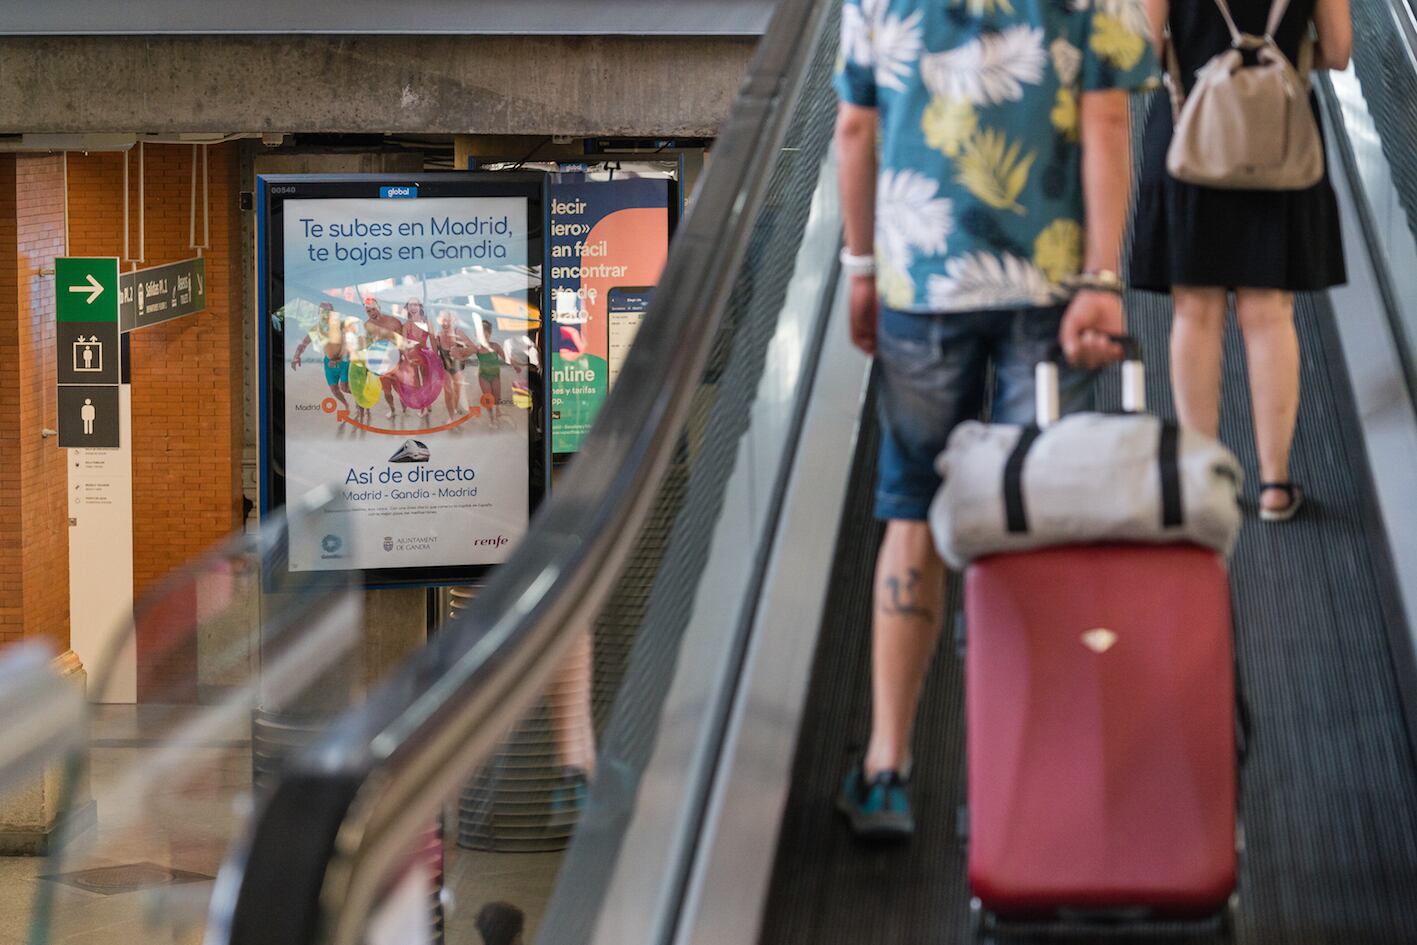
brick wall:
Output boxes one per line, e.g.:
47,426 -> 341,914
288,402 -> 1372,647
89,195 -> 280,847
0,154 -> 72,652
67,143 -> 243,697
0,157 -> 20,647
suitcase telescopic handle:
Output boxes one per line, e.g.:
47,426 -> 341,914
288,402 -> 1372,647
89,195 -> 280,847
1035,335 -> 1144,427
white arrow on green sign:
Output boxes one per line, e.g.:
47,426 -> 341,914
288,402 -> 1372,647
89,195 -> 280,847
56,257 -> 120,324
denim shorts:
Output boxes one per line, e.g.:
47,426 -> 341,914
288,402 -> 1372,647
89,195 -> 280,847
874,305 -> 1097,522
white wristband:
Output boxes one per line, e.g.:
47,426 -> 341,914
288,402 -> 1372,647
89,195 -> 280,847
839,248 -> 876,277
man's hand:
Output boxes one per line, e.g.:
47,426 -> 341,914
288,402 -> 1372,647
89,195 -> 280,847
1059,290 -> 1125,369
849,275 -> 879,356
292,352 -> 303,370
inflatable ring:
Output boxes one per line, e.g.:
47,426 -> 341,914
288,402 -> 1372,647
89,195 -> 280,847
349,357 -> 383,409
394,346 -> 447,411
363,339 -> 400,377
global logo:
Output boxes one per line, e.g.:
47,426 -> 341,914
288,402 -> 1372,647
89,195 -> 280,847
321,534 -> 343,554
383,536 -> 394,552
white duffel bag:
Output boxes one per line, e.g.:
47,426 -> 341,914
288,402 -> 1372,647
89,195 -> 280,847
927,351 -> 1243,570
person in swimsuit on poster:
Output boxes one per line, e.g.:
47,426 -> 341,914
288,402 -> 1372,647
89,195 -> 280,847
291,302 -> 351,413
363,296 -> 407,424
473,318 -> 509,429
435,309 -> 477,423
402,298 -> 435,423
342,315 -> 372,428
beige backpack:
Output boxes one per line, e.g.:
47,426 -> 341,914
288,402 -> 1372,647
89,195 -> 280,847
1165,0 -> 1324,190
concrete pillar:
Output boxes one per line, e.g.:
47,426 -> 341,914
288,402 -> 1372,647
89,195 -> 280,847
0,652 -> 94,855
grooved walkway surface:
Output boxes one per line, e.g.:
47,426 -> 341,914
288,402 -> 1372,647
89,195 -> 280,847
758,291 -> 1417,944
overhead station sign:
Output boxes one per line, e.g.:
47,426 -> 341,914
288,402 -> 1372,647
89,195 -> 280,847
119,257 -> 206,332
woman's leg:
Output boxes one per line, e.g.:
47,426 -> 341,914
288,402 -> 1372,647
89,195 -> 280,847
382,376 -> 399,420
478,376 -> 495,425
1236,288 -> 1300,511
443,371 -> 460,421
549,627 -> 597,777
1170,286 -> 1228,438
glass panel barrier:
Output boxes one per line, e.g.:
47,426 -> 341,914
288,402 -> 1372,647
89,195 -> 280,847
12,494 -> 385,945
200,0 -> 845,942
1329,0 -> 1417,394
204,1 -> 847,943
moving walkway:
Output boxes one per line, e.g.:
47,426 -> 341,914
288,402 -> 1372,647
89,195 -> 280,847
16,0 -> 1417,942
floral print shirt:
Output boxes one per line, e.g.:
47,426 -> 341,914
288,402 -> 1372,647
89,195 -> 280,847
836,0 -> 1159,313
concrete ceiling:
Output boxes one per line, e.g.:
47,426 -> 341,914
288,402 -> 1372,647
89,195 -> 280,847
0,0 -> 776,36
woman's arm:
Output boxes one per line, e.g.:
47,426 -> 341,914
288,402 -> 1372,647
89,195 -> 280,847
1144,0 -> 1168,57
1312,0 -> 1352,71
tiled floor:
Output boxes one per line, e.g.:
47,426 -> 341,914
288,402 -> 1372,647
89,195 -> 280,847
2,704 -> 247,945
445,849 -> 565,944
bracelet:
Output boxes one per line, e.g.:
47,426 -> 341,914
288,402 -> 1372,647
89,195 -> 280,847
1065,269 -> 1124,295
839,248 -> 877,278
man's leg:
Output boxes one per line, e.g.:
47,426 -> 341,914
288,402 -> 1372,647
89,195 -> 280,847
864,520 -> 947,777
839,308 -> 988,840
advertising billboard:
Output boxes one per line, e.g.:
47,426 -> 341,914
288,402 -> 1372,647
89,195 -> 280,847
549,178 -> 672,455
259,173 -> 549,587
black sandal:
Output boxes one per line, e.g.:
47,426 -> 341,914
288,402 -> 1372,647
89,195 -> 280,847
1259,482 -> 1304,522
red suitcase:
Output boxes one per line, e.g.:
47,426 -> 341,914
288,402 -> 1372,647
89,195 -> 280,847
965,542 -> 1237,924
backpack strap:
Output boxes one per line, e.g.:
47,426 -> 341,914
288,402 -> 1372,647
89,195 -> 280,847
1164,33 -> 1186,121
1264,0 -> 1295,39
1210,0 -> 1246,46
1212,0 -> 1293,46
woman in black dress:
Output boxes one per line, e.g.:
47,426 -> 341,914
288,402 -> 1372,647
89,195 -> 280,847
1132,0 -> 1351,520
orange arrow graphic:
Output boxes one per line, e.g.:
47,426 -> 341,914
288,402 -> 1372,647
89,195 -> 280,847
334,408 -> 480,436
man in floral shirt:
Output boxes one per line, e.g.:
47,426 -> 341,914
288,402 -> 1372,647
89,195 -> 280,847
835,0 -> 1158,839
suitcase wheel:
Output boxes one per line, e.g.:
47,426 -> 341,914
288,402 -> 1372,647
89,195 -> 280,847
1221,891 -> 1240,942
968,897 -> 997,944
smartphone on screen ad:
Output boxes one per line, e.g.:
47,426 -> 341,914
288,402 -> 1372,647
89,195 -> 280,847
606,286 -> 654,390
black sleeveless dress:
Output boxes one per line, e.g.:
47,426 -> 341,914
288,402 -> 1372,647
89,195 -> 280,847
1128,0 -> 1346,293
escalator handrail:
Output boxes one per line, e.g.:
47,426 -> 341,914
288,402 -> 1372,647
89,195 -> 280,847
210,2 -> 831,944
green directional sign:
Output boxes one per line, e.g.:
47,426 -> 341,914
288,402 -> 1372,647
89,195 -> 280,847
56,257 -> 119,324
56,257 -> 121,450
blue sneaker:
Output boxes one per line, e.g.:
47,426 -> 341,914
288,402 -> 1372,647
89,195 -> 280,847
837,764 -> 915,840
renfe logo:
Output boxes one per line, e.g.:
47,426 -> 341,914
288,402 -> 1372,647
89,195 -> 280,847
380,185 -> 418,199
